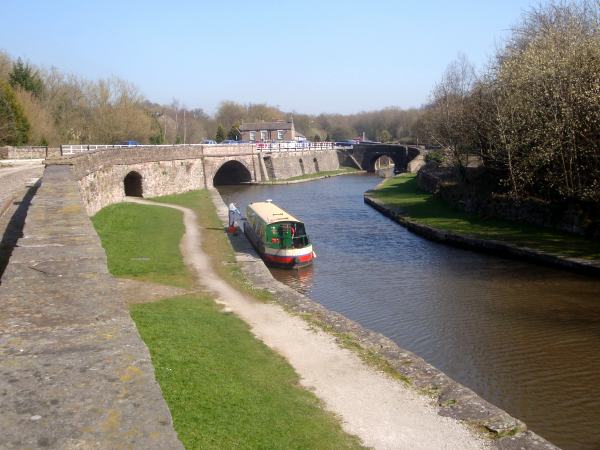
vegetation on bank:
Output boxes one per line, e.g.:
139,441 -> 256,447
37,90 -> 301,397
423,1 -> 600,203
92,196 -> 363,449
370,174 -> 600,261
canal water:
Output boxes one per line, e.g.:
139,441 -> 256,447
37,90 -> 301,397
218,174 -> 600,450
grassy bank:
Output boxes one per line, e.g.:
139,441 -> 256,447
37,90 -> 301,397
92,203 -> 194,288
260,167 -> 360,184
132,296 -> 362,449
92,195 -> 362,449
370,174 -> 600,261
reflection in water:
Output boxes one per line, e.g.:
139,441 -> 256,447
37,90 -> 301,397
218,175 -> 600,450
270,264 -> 314,296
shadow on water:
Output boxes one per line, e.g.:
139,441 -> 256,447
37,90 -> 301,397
0,181 -> 40,283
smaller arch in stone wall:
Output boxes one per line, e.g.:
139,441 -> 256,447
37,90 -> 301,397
299,159 -> 305,175
313,157 -> 320,173
124,171 -> 143,197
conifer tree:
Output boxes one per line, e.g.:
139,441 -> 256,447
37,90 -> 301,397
9,58 -> 43,98
0,81 -> 30,145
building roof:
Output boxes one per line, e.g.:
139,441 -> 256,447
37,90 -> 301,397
240,121 -> 293,131
247,201 -> 300,224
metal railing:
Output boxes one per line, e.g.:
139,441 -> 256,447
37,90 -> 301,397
59,141 -> 346,156
256,141 -> 335,152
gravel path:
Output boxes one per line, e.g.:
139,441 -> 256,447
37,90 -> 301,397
125,197 -> 489,450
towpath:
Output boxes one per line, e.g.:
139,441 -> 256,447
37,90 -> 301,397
125,197 -> 489,450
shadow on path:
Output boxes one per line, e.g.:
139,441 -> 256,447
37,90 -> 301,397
0,181 -> 41,283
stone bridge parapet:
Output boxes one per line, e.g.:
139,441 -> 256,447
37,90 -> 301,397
47,145 -> 343,215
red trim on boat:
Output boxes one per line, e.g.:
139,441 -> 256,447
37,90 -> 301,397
264,254 -> 294,264
263,253 -> 313,265
296,253 -> 313,263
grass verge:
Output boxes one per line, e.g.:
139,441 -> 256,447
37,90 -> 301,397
131,296 -> 363,450
370,174 -> 600,261
91,203 -> 194,288
152,190 -> 272,301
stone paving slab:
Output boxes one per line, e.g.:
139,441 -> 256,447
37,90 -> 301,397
0,319 -> 177,449
8,244 -> 107,265
2,258 -> 109,281
0,165 -> 182,449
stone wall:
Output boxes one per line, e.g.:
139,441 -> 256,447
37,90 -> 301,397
59,146 -> 341,215
0,146 -> 61,159
0,165 -> 183,448
417,163 -> 600,238
79,159 -> 206,215
266,149 -> 340,179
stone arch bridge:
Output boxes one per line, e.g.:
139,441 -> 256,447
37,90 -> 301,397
344,144 -> 422,172
51,143 -> 422,215
57,144 -> 344,215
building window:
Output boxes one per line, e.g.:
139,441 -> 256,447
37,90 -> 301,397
260,130 -> 268,141
249,131 -> 256,141
277,130 -> 284,140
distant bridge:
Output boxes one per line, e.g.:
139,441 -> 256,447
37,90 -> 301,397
345,144 -> 422,172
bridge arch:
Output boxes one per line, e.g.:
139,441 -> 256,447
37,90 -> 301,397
366,153 -> 404,172
213,160 -> 252,186
124,171 -> 143,197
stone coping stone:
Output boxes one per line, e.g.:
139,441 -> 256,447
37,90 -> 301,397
2,257 -> 109,281
1,274 -> 128,329
8,244 -> 107,265
363,193 -> 600,277
209,188 -> 559,450
0,165 -> 183,449
17,233 -> 103,247
0,318 -> 179,449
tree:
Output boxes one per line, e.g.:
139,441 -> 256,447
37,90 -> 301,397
376,129 -> 392,143
425,54 -> 478,178
312,134 -> 321,142
215,124 -> 226,143
86,77 -> 154,144
15,89 -> 59,145
0,81 -> 30,145
329,125 -> 354,141
227,124 -> 240,141
485,0 -> 600,201
9,58 -> 43,98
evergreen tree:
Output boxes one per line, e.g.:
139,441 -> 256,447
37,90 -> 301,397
215,124 -> 226,143
9,58 -> 43,98
227,124 -> 240,141
0,81 -> 30,145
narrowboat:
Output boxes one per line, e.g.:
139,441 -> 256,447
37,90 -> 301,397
244,200 -> 314,268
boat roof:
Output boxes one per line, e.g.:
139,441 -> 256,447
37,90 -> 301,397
247,201 -> 301,224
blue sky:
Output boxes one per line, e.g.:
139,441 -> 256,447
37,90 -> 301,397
1,0 -> 536,114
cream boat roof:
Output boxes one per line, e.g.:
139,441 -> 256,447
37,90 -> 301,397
247,201 -> 301,225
